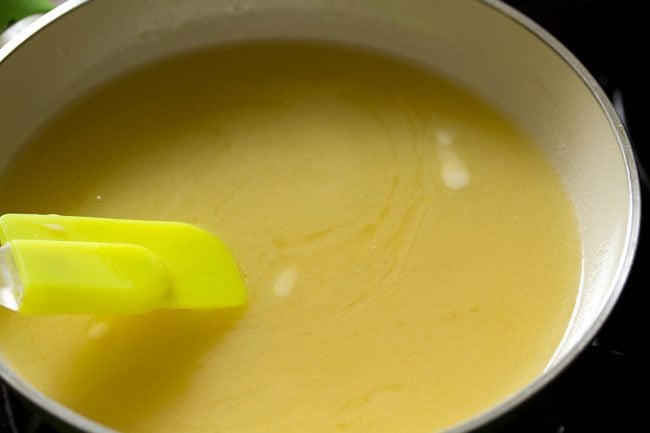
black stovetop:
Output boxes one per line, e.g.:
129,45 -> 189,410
0,1 -> 642,432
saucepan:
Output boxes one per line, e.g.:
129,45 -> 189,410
0,0 -> 639,432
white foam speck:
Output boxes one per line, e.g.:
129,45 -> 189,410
273,267 -> 297,298
441,160 -> 470,189
434,128 -> 470,190
87,321 -> 110,340
96,195 -> 102,201
436,129 -> 455,147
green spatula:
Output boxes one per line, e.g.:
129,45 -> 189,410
0,214 -> 247,315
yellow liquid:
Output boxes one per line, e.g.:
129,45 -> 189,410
0,44 -> 580,433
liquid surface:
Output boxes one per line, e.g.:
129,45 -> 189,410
0,44 -> 580,433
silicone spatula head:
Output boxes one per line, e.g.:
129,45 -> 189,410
0,214 -> 247,315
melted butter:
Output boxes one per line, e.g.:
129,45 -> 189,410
0,43 -> 580,433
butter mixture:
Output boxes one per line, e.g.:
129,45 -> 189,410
0,44 -> 580,433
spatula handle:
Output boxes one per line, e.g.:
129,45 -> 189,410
0,241 -> 170,315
